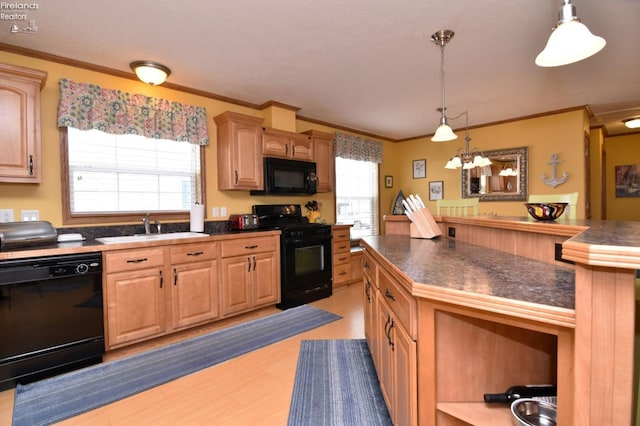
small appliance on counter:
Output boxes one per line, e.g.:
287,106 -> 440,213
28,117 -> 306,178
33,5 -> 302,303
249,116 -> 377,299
228,214 -> 259,230
0,221 -> 57,250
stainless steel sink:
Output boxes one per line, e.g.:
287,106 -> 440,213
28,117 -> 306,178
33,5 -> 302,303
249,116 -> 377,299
96,232 -> 209,244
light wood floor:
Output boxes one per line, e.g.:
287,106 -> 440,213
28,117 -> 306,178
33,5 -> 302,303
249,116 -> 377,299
0,282 -> 364,425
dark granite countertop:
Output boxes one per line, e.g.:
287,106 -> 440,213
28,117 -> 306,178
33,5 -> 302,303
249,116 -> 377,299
362,235 -> 575,311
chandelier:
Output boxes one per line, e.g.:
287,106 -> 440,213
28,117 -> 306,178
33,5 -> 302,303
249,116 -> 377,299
443,111 -> 492,170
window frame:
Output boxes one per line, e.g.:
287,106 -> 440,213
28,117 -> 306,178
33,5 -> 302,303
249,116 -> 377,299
59,128 -> 207,225
333,157 -> 380,240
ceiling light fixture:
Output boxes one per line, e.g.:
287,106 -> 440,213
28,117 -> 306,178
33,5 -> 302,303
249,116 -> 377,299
431,29 -> 457,142
535,0 -> 606,67
130,61 -> 171,85
444,111 -> 492,170
624,118 -> 640,129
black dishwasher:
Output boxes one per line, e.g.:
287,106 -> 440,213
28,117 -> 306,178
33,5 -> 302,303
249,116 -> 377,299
0,252 -> 104,390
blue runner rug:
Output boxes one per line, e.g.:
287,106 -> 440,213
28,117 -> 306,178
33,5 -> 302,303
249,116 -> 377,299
12,305 -> 341,426
288,339 -> 392,426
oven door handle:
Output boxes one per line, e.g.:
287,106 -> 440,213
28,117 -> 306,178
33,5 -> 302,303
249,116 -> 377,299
285,236 -> 332,246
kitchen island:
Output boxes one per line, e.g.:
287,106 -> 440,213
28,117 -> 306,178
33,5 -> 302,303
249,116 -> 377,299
363,216 -> 639,425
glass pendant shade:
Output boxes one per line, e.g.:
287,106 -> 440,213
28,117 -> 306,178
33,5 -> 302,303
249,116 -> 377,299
130,61 -> 171,85
536,1 -> 605,67
432,123 -> 458,142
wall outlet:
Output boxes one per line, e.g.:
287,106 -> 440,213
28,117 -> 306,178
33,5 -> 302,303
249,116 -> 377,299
0,209 -> 14,223
220,207 -> 227,217
21,210 -> 40,221
212,207 -> 220,217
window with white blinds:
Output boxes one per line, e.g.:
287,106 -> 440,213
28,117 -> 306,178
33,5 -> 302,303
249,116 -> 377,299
335,157 -> 379,239
66,127 -> 202,215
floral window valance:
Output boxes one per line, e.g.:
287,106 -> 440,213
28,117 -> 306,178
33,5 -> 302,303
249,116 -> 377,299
56,78 -> 209,145
334,132 -> 383,164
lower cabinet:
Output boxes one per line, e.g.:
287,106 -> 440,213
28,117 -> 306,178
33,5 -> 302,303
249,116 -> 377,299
169,242 -> 219,330
103,233 -> 279,351
104,247 -> 168,349
220,235 -> 280,317
364,249 -> 417,426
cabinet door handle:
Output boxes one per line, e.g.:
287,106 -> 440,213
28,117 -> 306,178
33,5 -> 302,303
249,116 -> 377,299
363,260 -> 370,270
385,288 -> 396,301
285,144 -> 289,156
388,319 -> 395,352
384,314 -> 392,340
292,146 -> 295,157
159,270 -> 163,288
245,245 -> 258,249
247,257 -> 251,272
338,256 -> 348,261
173,268 -> 178,286
28,155 -> 34,175
187,251 -> 204,256
365,280 -> 371,303
252,256 -> 257,271
234,170 -> 239,184
339,271 -> 348,276
126,258 -> 148,263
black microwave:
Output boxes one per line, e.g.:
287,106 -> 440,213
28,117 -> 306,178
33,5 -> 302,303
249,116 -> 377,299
251,157 -> 318,195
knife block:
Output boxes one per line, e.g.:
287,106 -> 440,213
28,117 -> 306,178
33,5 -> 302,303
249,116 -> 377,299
409,207 -> 442,239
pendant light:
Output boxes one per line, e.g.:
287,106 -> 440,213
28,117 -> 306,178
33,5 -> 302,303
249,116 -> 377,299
130,61 -> 172,85
431,30 -> 457,142
535,0 -> 606,67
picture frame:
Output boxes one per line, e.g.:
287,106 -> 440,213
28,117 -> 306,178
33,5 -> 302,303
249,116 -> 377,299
384,175 -> 393,188
413,159 -> 426,179
429,181 -> 443,200
615,164 -> 640,197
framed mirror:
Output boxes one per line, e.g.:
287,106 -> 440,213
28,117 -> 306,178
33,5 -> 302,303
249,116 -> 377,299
462,146 -> 528,201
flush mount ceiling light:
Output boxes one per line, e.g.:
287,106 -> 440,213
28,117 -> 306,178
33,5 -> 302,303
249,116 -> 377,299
535,0 -> 606,67
130,61 -> 171,85
624,118 -> 640,129
431,29 -> 458,142
444,111 -> 492,170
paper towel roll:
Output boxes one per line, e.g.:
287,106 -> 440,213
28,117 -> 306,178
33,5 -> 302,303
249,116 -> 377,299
190,204 -> 204,232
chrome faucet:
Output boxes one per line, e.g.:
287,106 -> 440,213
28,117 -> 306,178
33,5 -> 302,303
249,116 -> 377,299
155,220 -> 162,234
142,213 -> 151,234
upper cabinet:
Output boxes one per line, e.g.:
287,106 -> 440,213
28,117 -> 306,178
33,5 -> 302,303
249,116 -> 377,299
304,130 -> 334,193
0,63 -> 47,183
215,111 -> 335,193
262,128 -> 313,161
214,111 -> 264,191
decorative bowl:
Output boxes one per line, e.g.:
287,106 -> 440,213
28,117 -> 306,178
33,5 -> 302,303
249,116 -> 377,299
524,203 -> 568,221
511,398 -> 557,426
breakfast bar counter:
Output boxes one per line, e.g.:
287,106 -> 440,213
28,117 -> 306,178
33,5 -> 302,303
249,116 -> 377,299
362,216 -> 639,425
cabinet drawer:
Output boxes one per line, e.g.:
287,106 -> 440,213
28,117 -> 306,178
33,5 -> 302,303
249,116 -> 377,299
333,262 -> 351,285
170,242 -> 217,264
220,236 -> 277,257
379,268 -> 416,338
105,247 -> 165,273
332,228 -> 350,242
333,240 -> 350,254
333,251 -> 351,266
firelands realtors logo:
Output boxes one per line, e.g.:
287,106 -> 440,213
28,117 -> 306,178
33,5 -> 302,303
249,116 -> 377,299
1,2 -> 39,34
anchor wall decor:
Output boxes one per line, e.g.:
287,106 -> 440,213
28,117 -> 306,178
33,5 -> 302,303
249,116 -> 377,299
542,153 -> 568,188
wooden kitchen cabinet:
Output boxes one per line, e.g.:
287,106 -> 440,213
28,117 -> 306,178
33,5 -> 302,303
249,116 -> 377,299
214,111 -> 264,190
262,128 -> 313,161
220,234 -> 280,317
104,247 -> 167,349
331,225 -> 352,288
0,62 -> 47,183
169,242 -> 219,330
365,249 -> 418,426
303,130 -> 334,192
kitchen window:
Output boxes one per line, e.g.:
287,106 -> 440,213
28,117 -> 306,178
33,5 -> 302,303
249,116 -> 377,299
56,79 -> 209,225
335,157 -> 380,239
61,127 -> 204,224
